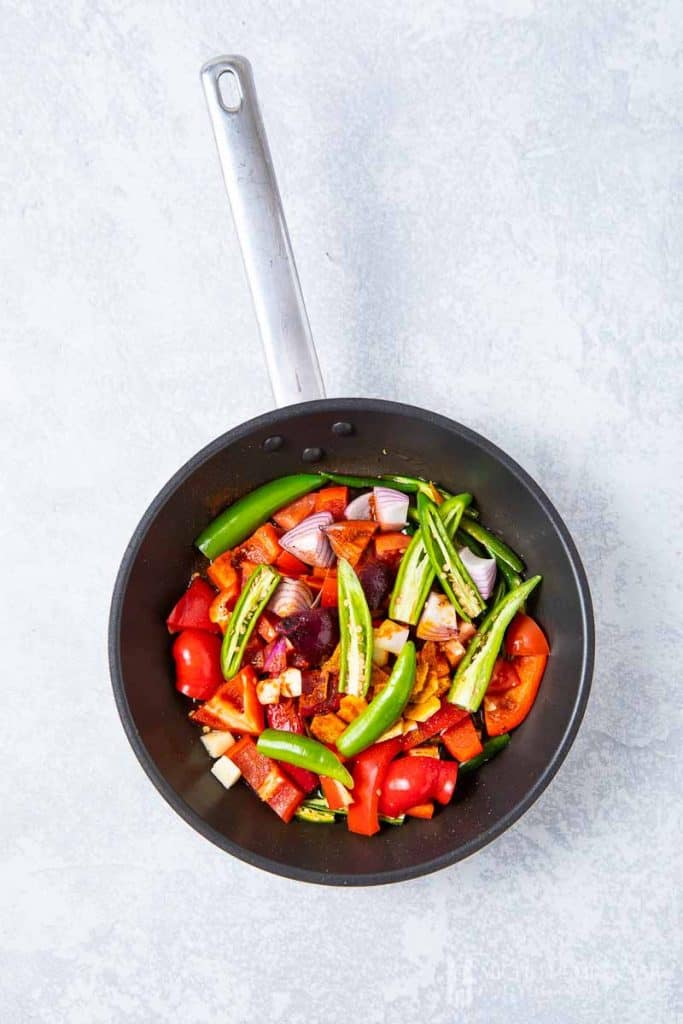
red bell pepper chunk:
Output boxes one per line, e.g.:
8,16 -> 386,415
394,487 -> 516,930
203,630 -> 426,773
172,628 -> 224,700
320,574 -> 338,608
238,523 -> 282,565
167,578 -> 220,634
315,486 -> 349,520
433,761 -> 458,805
406,802 -> 435,819
207,552 -> 239,593
401,700 -> 469,749
265,700 -> 317,794
321,775 -> 353,811
441,716 -> 484,762
374,532 -> 411,569
226,736 -> 303,822
325,521 -> 378,568
275,550 -> 308,576
190,665 -> 264,734
378,756 -> 441,818
273,493 -> 317,530
347,738 -> 402,837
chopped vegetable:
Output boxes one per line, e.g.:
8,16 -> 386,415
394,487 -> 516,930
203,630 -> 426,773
315,486 -> 348,519
200,729 -> 236,758
207,551 -> 240,593
458,546 -> 497,601
337,641 -> 416,757
167,578 -> 220,635
401,699 -> 468,750
448,576 -> 541,712
257,729 -> 354,787
416,592 -> 459,641
226,737 -> 303,822
504,614 -> 550,657
337,558 -> 373,697
191,665 -> 264,734
346,738 -> 402,836
268,577 -> 313,617
459,733 -> 510,774
374,531 -> 411,567
210,755 -> 242,790
274,550 -> 308,576
275,607 -> 339,664
484,654 -> 548,735
172,629 -> 224,701
458,517 -> 525,574
238,523 -> 282,565
220,564 -> 281,679
442,716 -> 483,762
378,757 -> 457,818
373,487 -> 409,531
196,474 -> 322,559
419,495 -> 485,621
324,520 -> 377,567
279,512 -> 335,568
273,493 -> 317,531
344,492 -> 372,519
357,559 -> 393,611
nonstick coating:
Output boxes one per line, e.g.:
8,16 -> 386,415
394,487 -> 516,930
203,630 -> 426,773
109,399 -> 594,885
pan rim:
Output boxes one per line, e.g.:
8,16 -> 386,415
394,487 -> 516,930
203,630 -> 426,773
108,397 -> 594,886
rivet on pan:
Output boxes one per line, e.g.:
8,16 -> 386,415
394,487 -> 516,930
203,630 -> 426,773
262,435 -> 284,452
302,446 -> 324,463
332,421 -> 354,436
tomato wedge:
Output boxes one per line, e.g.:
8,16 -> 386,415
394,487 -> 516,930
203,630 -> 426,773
484,655 -> 548,736
190,665 -> 265,734
505,614 -> 550,657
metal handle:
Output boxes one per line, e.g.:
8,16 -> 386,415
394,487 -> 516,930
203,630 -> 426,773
201,55 -> 325,407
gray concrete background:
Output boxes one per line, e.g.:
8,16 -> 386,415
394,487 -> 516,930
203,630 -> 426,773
1,1 -> 681,1021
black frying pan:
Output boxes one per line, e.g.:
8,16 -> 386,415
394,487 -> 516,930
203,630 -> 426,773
109,57 -> 594,886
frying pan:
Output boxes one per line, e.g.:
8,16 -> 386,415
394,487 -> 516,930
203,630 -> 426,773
109,56 -> 594,885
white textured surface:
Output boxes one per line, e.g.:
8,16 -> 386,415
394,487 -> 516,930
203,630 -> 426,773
1,1 -> 681,1021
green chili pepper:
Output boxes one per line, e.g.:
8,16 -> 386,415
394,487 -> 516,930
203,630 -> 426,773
458,518 -> 525,573
458,734 -> 510,774
419,494 -> 486,622
490,577 -> 506,608
337,641 -> 417,757
320,471 -> 447,501
455,528 -> 488,558
195,473 -> 322,559
220,564 -> 281,678
294,805 -> 337,823
498,560 -> 523,592
256,729 -> 354,787
337,557 -> 373,696
448,575 -> 541,711
389,493 -> 472,625
300,797 -> 405,825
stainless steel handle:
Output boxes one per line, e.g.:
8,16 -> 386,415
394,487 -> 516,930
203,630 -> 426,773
201,55 -> 325,407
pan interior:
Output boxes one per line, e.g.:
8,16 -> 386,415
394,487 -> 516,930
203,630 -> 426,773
110,400 -> 592,884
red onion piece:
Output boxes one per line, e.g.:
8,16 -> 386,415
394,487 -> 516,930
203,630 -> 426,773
459,546 -> 497,600
416,592 -> 460,641
373,487 -> 409,531
280,512 -> 335,567
268,577 -> 313,617
344,492 -> 373,520
262,636 -> 288,674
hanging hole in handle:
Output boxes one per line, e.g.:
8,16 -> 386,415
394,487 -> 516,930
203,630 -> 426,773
217,69 -> 242,112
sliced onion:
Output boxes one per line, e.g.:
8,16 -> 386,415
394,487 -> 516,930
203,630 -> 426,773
373,487 -> 409,531
459,546 -> 497,600
344,492 -> 373,520
262,636 -> 289,674
416,592 -> 459,641
280,512 -> 335,567
268,578 -> 314,618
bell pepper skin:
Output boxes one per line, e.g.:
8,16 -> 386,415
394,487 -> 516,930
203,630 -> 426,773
257,730 -> 354,788
448,576 -> 542,712
238,523 -> 282,565
401,700 -> 469,750
347,738 -> 402,836
167,578 -> 220,634
190,666 -> 264,734
337,641 -> 416,757
484,655 -> 548,736
315,486 -> 348,520
207,552 -> 240,592
226,737 -> 303,822
442,716 -> 483,762
196,474 -> 323,559
274,550 -> 308,576
321,775 -> 353,811
378,758 -> 458,817
266,701 -> 317,793
172,628 -> 224,700
273,493 -> 318,531
406,802 -> 435,819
